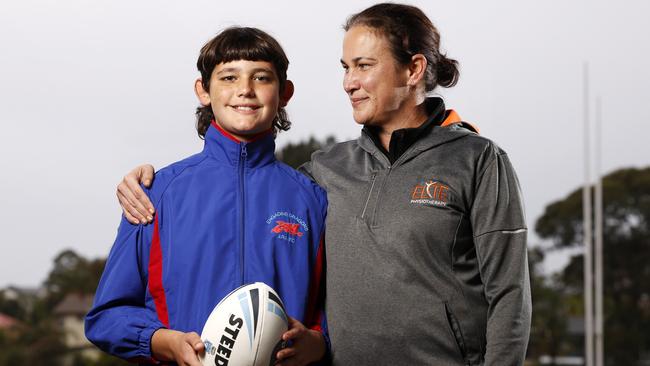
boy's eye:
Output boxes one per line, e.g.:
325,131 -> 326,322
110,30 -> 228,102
253,74 -> 273,82
358,63 -> 371,70
220,75 -> 236,82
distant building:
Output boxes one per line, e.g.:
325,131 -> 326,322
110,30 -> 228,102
53,293 -> 100,363
0,312 -> 22,335
2,285 -> 46,299
1,285 -> 46,315
0,312 -> 23,345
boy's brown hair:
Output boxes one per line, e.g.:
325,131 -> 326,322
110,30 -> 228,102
195,27 -> 291,138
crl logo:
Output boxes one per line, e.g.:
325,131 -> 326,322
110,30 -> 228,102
271,221 -> 303,237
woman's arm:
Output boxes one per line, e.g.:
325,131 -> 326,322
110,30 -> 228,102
470,148 -> 532,366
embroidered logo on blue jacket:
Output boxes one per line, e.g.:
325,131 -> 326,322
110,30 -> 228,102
266,211 -> 308,243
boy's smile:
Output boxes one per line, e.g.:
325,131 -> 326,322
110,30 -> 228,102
230,104 -> 261,113
195,60 -> 285,142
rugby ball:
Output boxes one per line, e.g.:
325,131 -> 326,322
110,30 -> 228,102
200,282 -> 288,366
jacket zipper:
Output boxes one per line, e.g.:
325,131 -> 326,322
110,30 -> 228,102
360,173 -> 377,219
239,143 -> 248,284
371,166 -> 392,227
369,145 -> 420,226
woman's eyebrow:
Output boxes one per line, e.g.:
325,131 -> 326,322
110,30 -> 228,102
341,56 -> 378,65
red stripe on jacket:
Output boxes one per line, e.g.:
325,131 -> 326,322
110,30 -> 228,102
304,234 -> 326,331
148,215 -> 170,328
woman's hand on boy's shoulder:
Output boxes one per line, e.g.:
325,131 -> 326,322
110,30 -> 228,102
275,317 -> 326,366
117,163 -> 156,224
151,328 -> 204,366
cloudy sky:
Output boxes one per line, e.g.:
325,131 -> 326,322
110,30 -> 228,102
1,0 -> 649,288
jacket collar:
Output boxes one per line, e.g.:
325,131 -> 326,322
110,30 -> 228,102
361,97 -> 447,164
357,104 -> 477,167
203,121 -> 276,167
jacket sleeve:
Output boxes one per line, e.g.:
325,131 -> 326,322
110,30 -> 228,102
301,182 -> 330,363
303,227 -> 330,364
470,148 -> 531,366
85,215 -> 165,362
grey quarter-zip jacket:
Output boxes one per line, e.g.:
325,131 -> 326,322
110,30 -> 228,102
301,116 -> 531,366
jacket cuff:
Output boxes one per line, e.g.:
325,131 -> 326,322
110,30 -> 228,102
314,329 -> 332,365
137,325 -> 167,363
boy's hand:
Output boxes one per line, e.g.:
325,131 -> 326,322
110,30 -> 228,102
151,328 -> 204,366
275,317 -> 326,366
117,164 -> 156,224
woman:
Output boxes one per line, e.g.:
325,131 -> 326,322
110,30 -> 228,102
117,4 -> 531,365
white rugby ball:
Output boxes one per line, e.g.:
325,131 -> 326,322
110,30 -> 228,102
200,282 -> 288,366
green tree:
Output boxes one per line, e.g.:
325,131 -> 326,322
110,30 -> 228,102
527,248 -> 571,365
0,318 -> 66,366
276,136 -> 337,169
42,249 -> 106,312
535,167 -> 650,365
0,292 -> 26,321
0,249 -> 109,365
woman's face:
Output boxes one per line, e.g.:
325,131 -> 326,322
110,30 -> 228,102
341,26 -> 411,128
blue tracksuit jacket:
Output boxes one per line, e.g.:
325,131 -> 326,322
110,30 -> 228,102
85,122 -> 328,362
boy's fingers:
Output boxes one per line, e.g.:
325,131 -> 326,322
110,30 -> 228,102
282,317 -> 306,341
276,347 -> 296,360
186,332 -> 204,352
287,316 -> 300,328
180,335 -> 202,366
186,353 -> 202,366
181,350 -> 202,366
193,342 -> 205,352
282,327 -> 302,341
283,323 -> 306,341
276,357 -> 302,366
117,190 -> 143,224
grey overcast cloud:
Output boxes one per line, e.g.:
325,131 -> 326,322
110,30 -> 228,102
1,0 -> 649,288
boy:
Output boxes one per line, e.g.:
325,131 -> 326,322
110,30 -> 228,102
85,27 -> 328,366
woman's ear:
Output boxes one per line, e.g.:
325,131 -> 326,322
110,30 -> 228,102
407,54 -> 427,87
280,80 -> 295,107
194,78 -> 211,106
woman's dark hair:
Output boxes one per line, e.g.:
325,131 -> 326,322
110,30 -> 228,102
195,27 -> 291,138
344,3 -> 459,92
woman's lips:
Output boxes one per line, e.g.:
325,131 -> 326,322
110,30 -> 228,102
350,97 -> 368,107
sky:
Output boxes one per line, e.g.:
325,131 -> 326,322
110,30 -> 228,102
1,0 -> 649,288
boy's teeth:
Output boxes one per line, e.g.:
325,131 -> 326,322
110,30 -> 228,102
235,106 -> 254,110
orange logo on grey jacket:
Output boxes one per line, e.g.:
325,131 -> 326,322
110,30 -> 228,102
410,180 -> 449,206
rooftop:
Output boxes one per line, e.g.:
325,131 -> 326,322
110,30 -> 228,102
53,293 -> 95,316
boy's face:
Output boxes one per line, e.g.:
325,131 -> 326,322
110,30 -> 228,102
196,60 -> 291,141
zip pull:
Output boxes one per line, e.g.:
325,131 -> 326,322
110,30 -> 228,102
360,172 -> 377,219
241,144 -> 248,158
